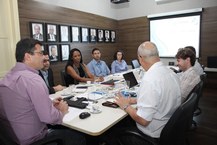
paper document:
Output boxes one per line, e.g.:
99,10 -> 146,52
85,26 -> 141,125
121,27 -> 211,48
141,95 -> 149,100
75,92 -> 104,100
63,107 -> 83,122
74,88 -> 87,93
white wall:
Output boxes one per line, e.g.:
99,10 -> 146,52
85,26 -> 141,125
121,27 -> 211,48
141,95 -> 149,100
34,0 -> 116,19
34,0 -> 217,20
115,0 -> 217,20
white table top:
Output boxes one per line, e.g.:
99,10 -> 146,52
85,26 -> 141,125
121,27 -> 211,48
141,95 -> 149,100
62,99 -> 127,136
49,72 -> 140,136
204,67 -> 217,72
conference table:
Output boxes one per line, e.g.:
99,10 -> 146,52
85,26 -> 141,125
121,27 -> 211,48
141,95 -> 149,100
49,69 -> 142,136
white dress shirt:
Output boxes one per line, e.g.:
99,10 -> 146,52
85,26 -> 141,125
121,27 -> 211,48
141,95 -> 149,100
136,61 -> 181,138
178,67 -> 200,102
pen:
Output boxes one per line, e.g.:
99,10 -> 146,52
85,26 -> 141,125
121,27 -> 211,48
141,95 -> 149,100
92,91 -> 104,95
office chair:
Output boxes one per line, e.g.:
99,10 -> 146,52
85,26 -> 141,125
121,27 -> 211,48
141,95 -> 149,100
0,123 -> 64,145
193,73 -> 207,116
183,81 -> 202,129
131,59 -> 140,69
60,69 -> 67,86
117,93 -> 197,145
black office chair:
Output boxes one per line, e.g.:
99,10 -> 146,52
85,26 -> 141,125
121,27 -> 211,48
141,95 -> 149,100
183,81 -> 202,129
193,73 -> 207,116
60,69 -> 67,86
0,123 -> 64,145
117,93 -> 197,145
131,59 -> 140,69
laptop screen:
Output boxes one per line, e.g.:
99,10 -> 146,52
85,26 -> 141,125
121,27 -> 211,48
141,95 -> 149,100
123,71 -> 138,88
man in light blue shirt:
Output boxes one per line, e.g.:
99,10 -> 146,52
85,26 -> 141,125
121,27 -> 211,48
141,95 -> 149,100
87,48 -> 110,77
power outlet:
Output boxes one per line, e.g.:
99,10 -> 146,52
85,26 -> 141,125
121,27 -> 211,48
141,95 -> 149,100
168,62 -> 175,66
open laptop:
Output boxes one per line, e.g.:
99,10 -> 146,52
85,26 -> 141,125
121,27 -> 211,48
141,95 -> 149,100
123,71 -> 138,89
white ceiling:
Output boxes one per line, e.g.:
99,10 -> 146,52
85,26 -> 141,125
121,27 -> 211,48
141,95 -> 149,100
34,0 -> 217,20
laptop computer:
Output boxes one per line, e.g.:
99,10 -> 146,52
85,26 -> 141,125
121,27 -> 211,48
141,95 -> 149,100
123,71 -> 138,88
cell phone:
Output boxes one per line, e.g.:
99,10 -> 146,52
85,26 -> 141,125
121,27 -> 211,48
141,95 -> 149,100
102,101 -> 119,108
63,95 -> 74,101
76,86 -> 88,89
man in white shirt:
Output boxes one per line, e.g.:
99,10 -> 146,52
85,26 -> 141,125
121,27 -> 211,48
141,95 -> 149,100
176,47 -> 201,103
104,41 -> 181,145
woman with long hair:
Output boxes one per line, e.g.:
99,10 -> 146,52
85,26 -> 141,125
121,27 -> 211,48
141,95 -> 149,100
65,48 -> 102,86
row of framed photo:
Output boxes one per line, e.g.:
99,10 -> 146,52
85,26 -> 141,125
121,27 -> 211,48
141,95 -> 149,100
42,44 -> 70,62
30,22 -> 116,43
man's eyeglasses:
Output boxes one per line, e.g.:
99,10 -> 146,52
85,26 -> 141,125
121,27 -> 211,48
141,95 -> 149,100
43,59 -> 50,63
32,51 -> 44,56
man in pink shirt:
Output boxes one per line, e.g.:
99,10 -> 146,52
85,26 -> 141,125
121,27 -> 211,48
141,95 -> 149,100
0,38 -> 86,145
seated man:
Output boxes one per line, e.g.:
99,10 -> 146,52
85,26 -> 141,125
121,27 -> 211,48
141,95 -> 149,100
87,48 -> 110,77
103,41 -> 181,145
175,47 -> 201,103
39,51 -> 64,94
0,38 -> 86,145
184,46 -> 204,75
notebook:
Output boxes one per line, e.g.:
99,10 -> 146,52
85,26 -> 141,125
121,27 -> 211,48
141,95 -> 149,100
123,71 -> 138,88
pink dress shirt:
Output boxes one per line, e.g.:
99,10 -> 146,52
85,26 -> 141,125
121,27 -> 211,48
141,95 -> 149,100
0,63 -> 63,145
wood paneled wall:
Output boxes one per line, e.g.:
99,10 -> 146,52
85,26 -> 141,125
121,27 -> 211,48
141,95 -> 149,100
18,0 -> 119,84
117,17 -> 149,64
18,0 -> 217,85
118,6 -> 217,66
200,7 -> 217,65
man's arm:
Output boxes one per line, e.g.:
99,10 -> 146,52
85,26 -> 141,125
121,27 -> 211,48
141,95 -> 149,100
115,93 -> 150,127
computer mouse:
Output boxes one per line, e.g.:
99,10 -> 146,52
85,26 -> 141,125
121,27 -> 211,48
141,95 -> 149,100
79,112 -> 91,119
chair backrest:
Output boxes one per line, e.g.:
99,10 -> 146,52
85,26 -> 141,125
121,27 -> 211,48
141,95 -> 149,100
0,120 -> 19,145
0,130 -> 18,145
194,81 -> 204,110
160,93 -> 197,145
0,121 -> 63,145
200,73 -> 207,83
60,69 -> 67,86
131,59 -> 140,69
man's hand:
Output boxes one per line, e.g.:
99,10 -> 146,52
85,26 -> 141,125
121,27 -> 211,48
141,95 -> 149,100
115,92 -> 131,110
53,97 -> 68,115
95,76 -> 104,82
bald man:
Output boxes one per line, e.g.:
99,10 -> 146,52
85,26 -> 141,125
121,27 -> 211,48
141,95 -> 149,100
104,41 -> 181,145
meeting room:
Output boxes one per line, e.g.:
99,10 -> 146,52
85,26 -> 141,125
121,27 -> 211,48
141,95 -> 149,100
1,0 -> 217,145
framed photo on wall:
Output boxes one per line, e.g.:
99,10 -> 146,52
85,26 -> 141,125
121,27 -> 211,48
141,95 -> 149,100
81,27 -> 89,42
89,28 -> 97,42
104,30 -> 110,42
41,44 -> 46,52
97,29 -> 104,42
48,44 -> 59,62
60,44 -> 70,61
59,25 -> 70,42
46,24 -> 58,42
71,26 -> 80,42
111,30 -> 116,43
30,22 -> 44,42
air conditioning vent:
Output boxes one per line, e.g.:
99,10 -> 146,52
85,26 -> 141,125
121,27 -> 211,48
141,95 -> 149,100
155,0 -> 183,5
111,0 -> 129,4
